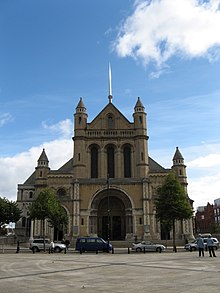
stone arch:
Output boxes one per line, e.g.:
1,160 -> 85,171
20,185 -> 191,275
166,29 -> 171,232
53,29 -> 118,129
53,205 -> 69,241
89,187 -> 133,241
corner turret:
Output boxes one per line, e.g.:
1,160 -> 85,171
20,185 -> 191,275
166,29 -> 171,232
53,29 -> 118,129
172,147 -> 187,188
35,149 -> 50,187
133,97 -> 149,177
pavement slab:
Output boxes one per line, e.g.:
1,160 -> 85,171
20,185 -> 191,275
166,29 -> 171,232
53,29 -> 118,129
0,250 -> 219,292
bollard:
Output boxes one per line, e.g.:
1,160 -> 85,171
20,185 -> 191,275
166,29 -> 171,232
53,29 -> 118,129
96,249 -> 98,254
64,248 -> 67,254
112,247 -> 114,254
128,247 -> 130,254
80,248 -> 82,254
49,247 -> 51,254
16,241 -> 20,253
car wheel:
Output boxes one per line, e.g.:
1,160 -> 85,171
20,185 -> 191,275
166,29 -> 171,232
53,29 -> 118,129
191,247 -> 196,251
156,247 -> 162,253
54,247 -> 61,253
136,247 -> 142,252
32,247 -> 38,253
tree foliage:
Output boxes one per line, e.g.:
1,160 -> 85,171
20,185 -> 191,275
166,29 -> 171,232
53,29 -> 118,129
28,188 -> 68,233
0,197 -> 21,227
155,173 -> 193,250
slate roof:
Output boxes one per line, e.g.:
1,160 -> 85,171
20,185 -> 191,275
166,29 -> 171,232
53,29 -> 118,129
23,171 -> 36,185
148,157 -> 169,173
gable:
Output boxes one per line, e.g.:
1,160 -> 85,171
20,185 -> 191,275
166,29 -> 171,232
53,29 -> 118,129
87,102 -> 133,130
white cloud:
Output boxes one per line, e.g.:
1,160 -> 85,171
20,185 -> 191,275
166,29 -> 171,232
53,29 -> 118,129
188,153 -> 220,168
188,172 -> 220,209
0,113 -> 13,127
0,118 -> 74,201
0,139 -> 72,201
113,0 -> 220,71
42,119 -> 73,138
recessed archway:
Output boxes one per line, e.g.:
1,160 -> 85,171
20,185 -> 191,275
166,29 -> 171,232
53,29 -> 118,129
90,188 -> 133,241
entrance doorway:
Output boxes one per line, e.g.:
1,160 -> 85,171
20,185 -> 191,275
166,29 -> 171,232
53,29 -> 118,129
98,196 -> 125,241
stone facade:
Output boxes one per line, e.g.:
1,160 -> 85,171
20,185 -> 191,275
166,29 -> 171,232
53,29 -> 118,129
16,95 -> 194,242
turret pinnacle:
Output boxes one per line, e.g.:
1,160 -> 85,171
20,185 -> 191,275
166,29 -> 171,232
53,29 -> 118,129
37,148 -> 49,166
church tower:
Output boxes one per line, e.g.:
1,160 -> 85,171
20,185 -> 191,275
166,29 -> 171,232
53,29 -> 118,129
133,97 -> 149,177
73,97 -> 88,178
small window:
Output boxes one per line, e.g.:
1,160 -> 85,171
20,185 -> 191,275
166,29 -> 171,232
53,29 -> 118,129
78,153 -> 81,161
139,217 -> 142,225
78,116 -> 82,125
107,114 -> 114,129
139,116 -> 142,123
81,218 -> 84,226
29,191 -> 33,199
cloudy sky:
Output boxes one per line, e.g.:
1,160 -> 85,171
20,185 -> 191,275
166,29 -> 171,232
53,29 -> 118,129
0,0 -> 220,210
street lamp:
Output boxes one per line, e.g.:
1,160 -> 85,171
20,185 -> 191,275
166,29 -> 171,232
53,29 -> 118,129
107,174 -> 110,245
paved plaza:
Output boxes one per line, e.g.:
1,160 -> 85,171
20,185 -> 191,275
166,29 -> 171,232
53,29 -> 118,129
0,249 -> 220,292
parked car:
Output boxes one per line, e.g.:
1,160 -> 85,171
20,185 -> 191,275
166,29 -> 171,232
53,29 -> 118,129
75,237 -> 112,252
184,237 -> 219,251
30,238 -> 66,253
132,241 -> 166,253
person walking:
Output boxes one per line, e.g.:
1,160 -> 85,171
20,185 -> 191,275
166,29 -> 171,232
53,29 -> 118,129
197,234 -> 204,257
207,235 -> 216,257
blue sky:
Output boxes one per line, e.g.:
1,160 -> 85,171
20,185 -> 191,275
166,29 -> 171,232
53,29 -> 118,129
0,0 -> 220,210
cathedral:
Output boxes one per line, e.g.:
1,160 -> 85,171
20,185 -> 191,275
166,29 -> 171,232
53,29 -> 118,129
16,82 -> 194,243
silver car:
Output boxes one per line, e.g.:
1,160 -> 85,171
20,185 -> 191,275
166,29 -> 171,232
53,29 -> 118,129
132,241 -> 166,253
184,237 -> 219,251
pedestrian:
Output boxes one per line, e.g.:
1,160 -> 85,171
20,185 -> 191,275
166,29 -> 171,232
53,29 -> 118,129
50,241 -> 54,253
197,234 -> 204,257
207,235 -> 216,257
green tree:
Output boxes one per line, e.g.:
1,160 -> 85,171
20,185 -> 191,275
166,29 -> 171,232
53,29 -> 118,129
0,197 -> 21,234
29,188 -> 68,250
155,173 -> 193,251
48,206 -> 68,241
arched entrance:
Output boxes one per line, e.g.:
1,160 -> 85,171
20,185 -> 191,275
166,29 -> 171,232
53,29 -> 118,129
98,196 -> 125,240
53,207 -> 68,241
90,188 -> 133,241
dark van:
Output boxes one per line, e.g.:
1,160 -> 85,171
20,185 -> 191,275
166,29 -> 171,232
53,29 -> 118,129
75,237 -> 112,252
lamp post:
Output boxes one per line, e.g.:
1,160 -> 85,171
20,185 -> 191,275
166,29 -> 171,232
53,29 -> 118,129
107,174 -> 110,245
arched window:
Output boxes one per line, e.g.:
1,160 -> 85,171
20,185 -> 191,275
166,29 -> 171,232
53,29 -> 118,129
91,146 -> 98,178
57,188 -> 66,197
124,146 -> 131,178
78,116 -> 82,125
107,145 -> 115,178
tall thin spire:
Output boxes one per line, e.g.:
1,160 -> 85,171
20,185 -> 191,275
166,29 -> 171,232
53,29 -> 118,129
108,63 -> 112,103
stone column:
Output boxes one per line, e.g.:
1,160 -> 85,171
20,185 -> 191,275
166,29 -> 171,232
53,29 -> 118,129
72,179 -> 80,236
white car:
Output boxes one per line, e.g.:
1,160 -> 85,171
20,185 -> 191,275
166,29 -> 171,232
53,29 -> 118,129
132,241 -> 166,253
30,238 -> 66,253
